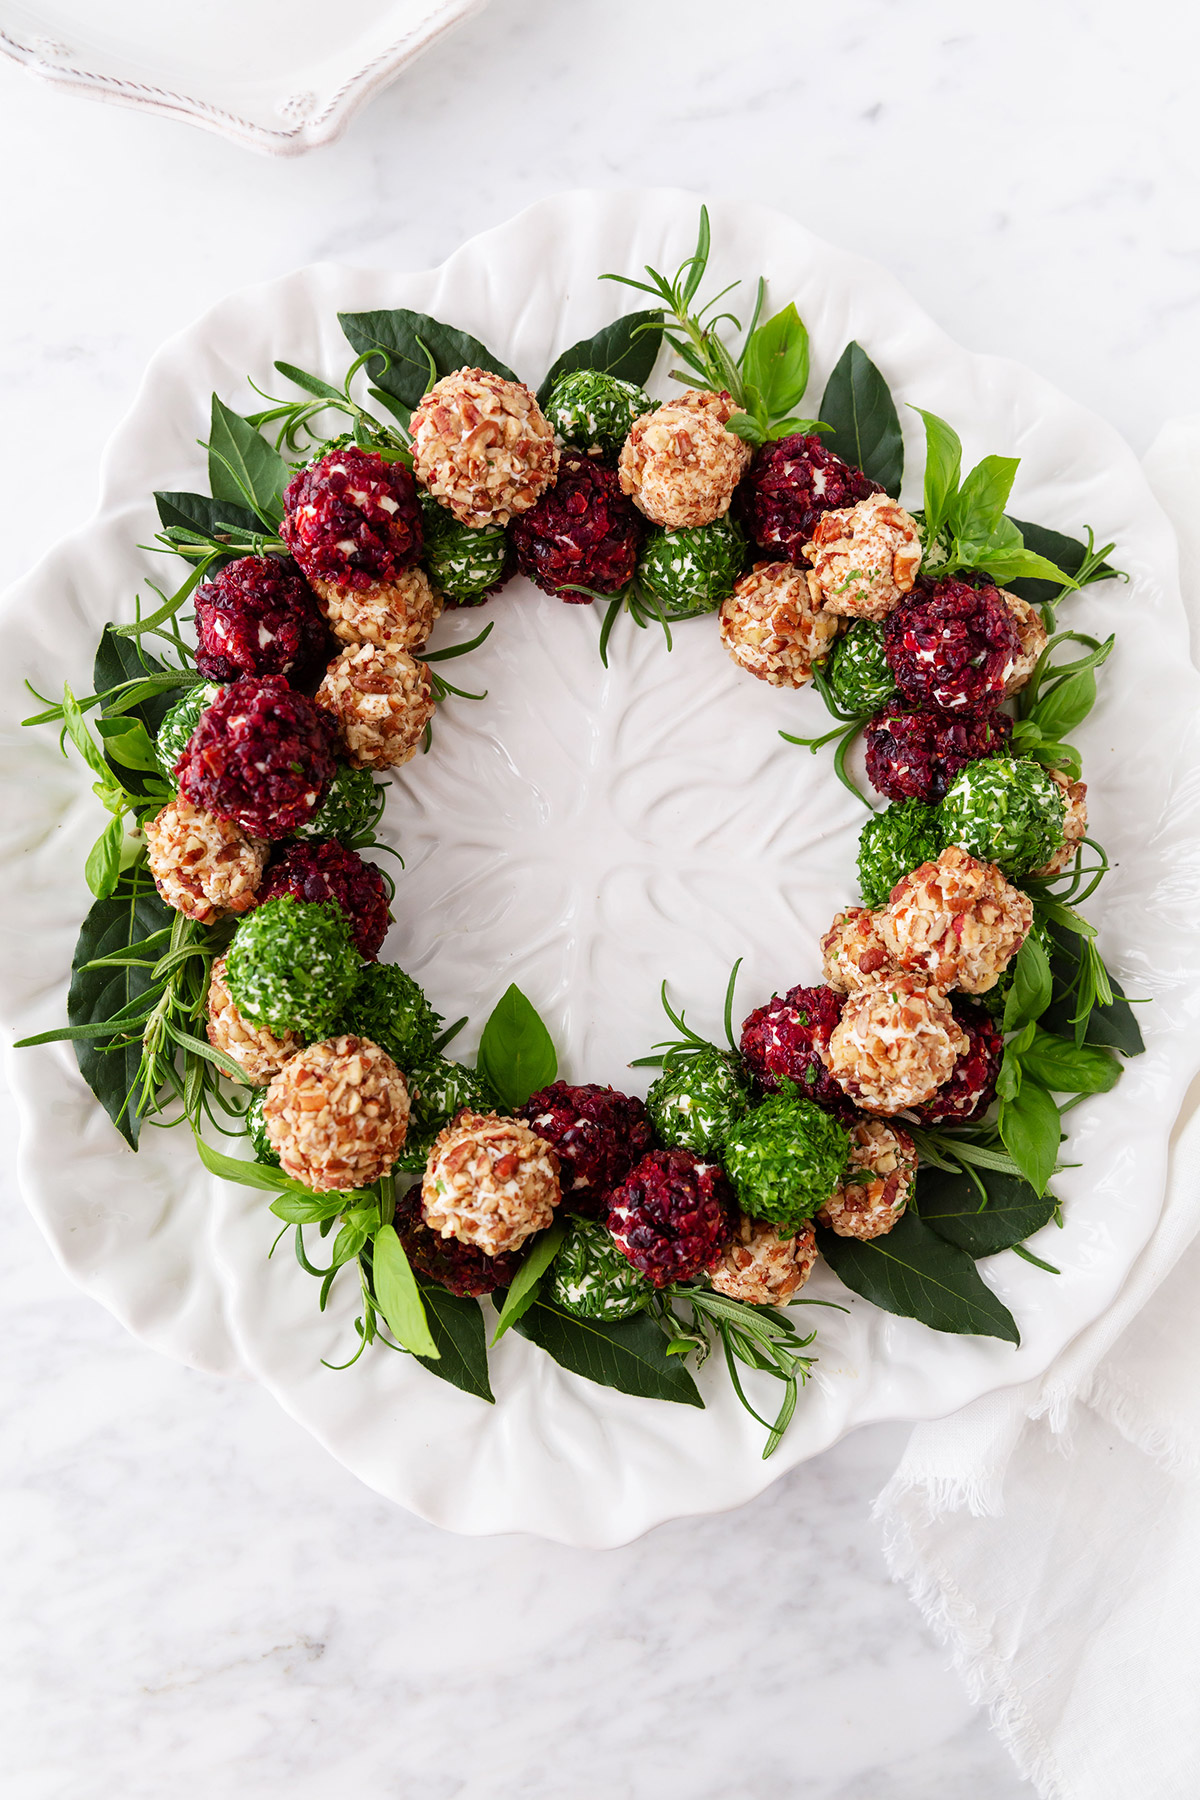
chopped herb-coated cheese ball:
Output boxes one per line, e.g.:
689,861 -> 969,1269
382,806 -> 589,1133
418,491 -> 512,607
293,763 -> 383,844
823,619 -> 896,716
154,682 -> 223,780
1032,770 -> 1088,876
637,516 -> 748,616
722,1093 -> 849,1233
645,1046 -> 751,1155
550,1215 -> 656,1320
338,962 -> 443,1074
225,895 -> 361,1040
545,367 -> 653,460
245,1087 -> 280,1166
941,755 -> 1066,879
856,798 -> 946,909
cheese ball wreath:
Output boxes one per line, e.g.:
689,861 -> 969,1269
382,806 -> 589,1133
33,211 -> 1130,1462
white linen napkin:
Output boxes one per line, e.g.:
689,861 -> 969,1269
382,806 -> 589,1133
876,417 -> 1200,1800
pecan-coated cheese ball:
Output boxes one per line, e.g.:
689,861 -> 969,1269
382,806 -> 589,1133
803,492 -> 923,623
817,1117 -> 916,1239
878,845 -> 1033,994
709,1215 -> 818,1307
263,1035 -> 410,1192
719,561 -> 840,687
822,975 -> 968,1115
1032,769 -> 1089,876
205,954 -> 301,1087
821,907 -> 898,993
144,796 -> 267,924
315,565 -> 442,654
998,589 -> 1048,695
422,1110 -> 560,1257
411,368 -> 558,528
618,388 -> 751,530
314,642 -> 435,769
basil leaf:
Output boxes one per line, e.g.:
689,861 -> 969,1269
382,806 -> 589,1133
951,455 -> 1020,544
330,1219 -> 370,1267
95,716 -> 160,775
491,1220 -> 567,1344
476,983 -> 558,1110
817,1211 -> 1019,1342
66,873 -> 177,1147
1006,518 -> 1119,605
339,308 -> 517,410
536,309 -> 664,407
819,341 -> 903,497
269,1192 -> 348,1223
207,396 -> 288,530
372,1224 -> 439,1358
911,407 -> 962,539
513,1297 -> 704,1405
1003,928 -> 1054,1033
1019,1027 -> 1121,1095
1030,670 -> 1096,741
416,1280 -> 493,1400
154,490 -> 267,560
741,303 -> 810,420
84,815 -> 124,901
916,1166 -> 1057,1259
998,1079 -> 1061,1195
971,546 -> 1076,588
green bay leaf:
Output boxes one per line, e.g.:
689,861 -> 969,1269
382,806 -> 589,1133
514,1298 -> 704,1405
817,1210 -> 1020,1342
916,1166 -> 1057,1259
537,308 -> 664,407
339,308 -> 516,410
820,342 -> 903,497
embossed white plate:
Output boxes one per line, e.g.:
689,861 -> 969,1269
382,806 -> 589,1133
4,191 -> 1200,1544
0,0 -> 488,154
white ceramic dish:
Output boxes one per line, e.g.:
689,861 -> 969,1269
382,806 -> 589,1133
4,190 -> 1200,1545
0,0 -> 488,154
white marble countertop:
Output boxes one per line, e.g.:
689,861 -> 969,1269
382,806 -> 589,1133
3,2 -> 1196,1792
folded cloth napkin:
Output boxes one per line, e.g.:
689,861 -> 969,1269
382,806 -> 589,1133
876,418 -> 1200,1800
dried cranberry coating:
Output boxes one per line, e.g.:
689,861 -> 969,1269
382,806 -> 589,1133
884,576 -> 1020,715
509,450 -> 642,600
864,704 -> 1012,804
393,1192 -> 521,1298
608,1148 -> 734,1288
738,433 -> 881,564
519,1082 -> 653,1216
193,555 -> 331,686
281,445 -> 423,590
739,983 -> 856,1123
257,839 -> 390,961
176,676 -> 339,840
911,1002 -> 1003,1125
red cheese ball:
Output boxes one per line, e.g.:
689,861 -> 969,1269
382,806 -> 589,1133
176,676 -> 339,840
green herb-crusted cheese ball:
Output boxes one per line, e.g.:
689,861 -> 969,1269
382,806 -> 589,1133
637,516 -> 747,616
723,1092 -> 849,1234
294,763 -> 384,843
394,1056 -> 499,1172
245,1088 -> 280,1166
941,755 -> 1066,879
824,619 -> 896,715
550,1215 -> 655,1320
339,963 -> 442,1073
545,367 -> 653,460
419,491 -> 510,606
857,798 -> 945,909
154,682 -> 223,779
225,896 -> 360,1039
646,1046 -> 751,1155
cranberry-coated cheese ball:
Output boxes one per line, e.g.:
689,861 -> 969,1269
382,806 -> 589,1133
281,444 -> 423,591
911,1001 -> 1002,1125
709,1215 -> 818,1306
803,492 -> 923,622
257,840 -> 390,961
519,1082 -> 653,1216
817,1117 -> 916,1239
865,704 -> 1012,805
999,589 -> 1049,695
315,642 -> 435,770
884,576 -> 1021,715
822,975 -> 968,1115
739,983 -> 854,1121
411,368 -> 558,528
1032,770 -> 1089,876
878,845 -> 1033,994
194,556 -> 330,687
422,1110 -> 560,1258
206,954 -> 301,1087
316,565 -> 442,654
263,1035 -> 410,1192
175,677 -> 339,840
821,908 -> 897,994
719,561 -> 840,687
393,1191 -> 522,1298
739,432 -> 881,564
608,1148 -> 734,1288
144,795 -> 267,924
510,451 -> 642,600
618,388 -> 751,530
